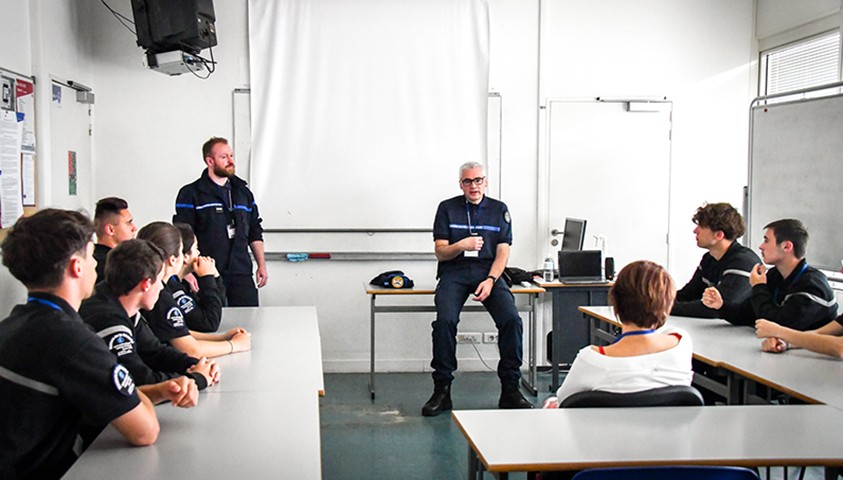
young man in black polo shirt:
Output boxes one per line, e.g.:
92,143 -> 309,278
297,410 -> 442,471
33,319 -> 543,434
703,218 -> 837,330
92,197 -> 137,280
671,203 -> 760,318
0,209 -> 198,480
80,239 -> 220,391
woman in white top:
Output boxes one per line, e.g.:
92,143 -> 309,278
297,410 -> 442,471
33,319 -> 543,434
546,260 -> 693,407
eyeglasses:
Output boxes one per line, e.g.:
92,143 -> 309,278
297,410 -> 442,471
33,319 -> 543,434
460,177 -> 485,187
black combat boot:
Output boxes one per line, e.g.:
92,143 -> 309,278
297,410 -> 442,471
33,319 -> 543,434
421,384 -> 452,417
498,384 -> 533,409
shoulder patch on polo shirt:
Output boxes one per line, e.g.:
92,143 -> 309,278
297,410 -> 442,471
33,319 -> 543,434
504,210 -> 511,224
167,307 -> 186,328
175,293 -> 196,314
107,333 -> 135,357
112,364 -> 136,396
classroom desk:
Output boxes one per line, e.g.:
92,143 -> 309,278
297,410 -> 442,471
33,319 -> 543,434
581,306 -> 843,408
538,281 -> 612,391
453,406 -> 843,480
364,283 -> 545,399
64,306 -> 324,480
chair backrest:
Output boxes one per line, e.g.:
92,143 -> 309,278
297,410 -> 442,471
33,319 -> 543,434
572,466 -> 759,480
559,385 -> 704,408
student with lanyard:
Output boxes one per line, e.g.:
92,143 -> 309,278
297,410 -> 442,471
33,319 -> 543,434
80,239 -> 220,392
545,261 -> 693,406
703,218 -> 837,331
170,223 -> 225,332
0,209 -> 198,480
137,222 -> 252,359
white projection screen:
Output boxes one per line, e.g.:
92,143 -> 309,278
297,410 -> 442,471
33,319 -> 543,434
248,0 -> 490,229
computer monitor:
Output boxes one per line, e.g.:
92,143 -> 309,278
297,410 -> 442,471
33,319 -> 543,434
560,217 -> 587,251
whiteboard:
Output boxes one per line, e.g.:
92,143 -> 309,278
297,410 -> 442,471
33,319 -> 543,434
748,92 -> 843,270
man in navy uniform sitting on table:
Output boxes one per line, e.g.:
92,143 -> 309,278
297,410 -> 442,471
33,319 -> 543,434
703,218 -> 837,331
671,202 -> 760,318
422,161 -> 532,417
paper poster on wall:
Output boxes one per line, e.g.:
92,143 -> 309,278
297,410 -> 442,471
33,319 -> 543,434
21,152 -> 35,206
52,84 -> 62,105
68,151 -> 77,195
1,76 -> 14,111
1,110 -> 24,228
15,80 -> 35,151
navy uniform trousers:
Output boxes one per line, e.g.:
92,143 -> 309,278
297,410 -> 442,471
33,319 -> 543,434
432,262 -> 523,387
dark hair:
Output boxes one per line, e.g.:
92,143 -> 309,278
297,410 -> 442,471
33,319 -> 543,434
136,222 -> 182,258
1,209 -> 94,289
764,219 -> 809,259
174,223 -> 195,256
94,197 -> 129,232
609,260 -> 676,329
202,136 -> 229,160
692,202 -> 745,241
105,240 -> 166,295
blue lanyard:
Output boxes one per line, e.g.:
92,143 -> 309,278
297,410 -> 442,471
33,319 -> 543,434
611,328 -> 656,344
774,262 -> 809,303
27,296 -> 63,312
465,202 -> 474,234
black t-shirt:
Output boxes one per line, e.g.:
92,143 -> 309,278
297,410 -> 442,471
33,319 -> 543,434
0,293 -> 140,480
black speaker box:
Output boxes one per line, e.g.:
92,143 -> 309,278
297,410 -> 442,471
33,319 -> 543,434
132,0 -> 217,54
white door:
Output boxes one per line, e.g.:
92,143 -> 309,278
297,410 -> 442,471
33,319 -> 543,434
50,81 -> 92,212
547,100 -> 672,272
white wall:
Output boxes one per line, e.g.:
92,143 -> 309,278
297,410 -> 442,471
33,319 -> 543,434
0,0 -> 834,370
0,0 -> 31,318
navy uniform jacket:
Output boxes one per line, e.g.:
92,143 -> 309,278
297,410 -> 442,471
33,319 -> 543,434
719,259 -> 838,330
80,284 -> 208,390
0,293 -> 140,480
173,170 -> 264,277
672,241 -> 760,318
169,275 -> 224,333
433,195 -> 512,278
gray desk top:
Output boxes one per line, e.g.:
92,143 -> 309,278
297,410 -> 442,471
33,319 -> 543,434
581,306 -> 843,408
453,405 -> 843,472
64,306 -> 324,479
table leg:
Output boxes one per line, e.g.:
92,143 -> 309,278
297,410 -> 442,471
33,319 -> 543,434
520,293 -> 539,396
467,446 -> 479,480
369,294 -> 376,400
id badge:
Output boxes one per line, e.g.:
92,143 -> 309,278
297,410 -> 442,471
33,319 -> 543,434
227,222 -> 236,239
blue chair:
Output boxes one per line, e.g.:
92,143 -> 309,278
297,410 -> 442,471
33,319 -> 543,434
571,466 -> 760,480
559,385 -> 704,408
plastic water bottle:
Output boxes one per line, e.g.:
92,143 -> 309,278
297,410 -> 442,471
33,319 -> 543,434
543,257 -> 555,282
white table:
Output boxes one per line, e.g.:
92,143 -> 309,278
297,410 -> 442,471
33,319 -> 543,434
365,283 -> 545,398
64,306 -> 324,479
581,306 -> 843,408
453,406 -> 843,480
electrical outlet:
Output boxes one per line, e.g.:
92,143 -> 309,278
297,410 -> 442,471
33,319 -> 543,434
483,332 -> 498,344
456,332 -> 482,344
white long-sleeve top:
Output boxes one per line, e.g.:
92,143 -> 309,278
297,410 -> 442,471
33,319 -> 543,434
556,326 -> 694,403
